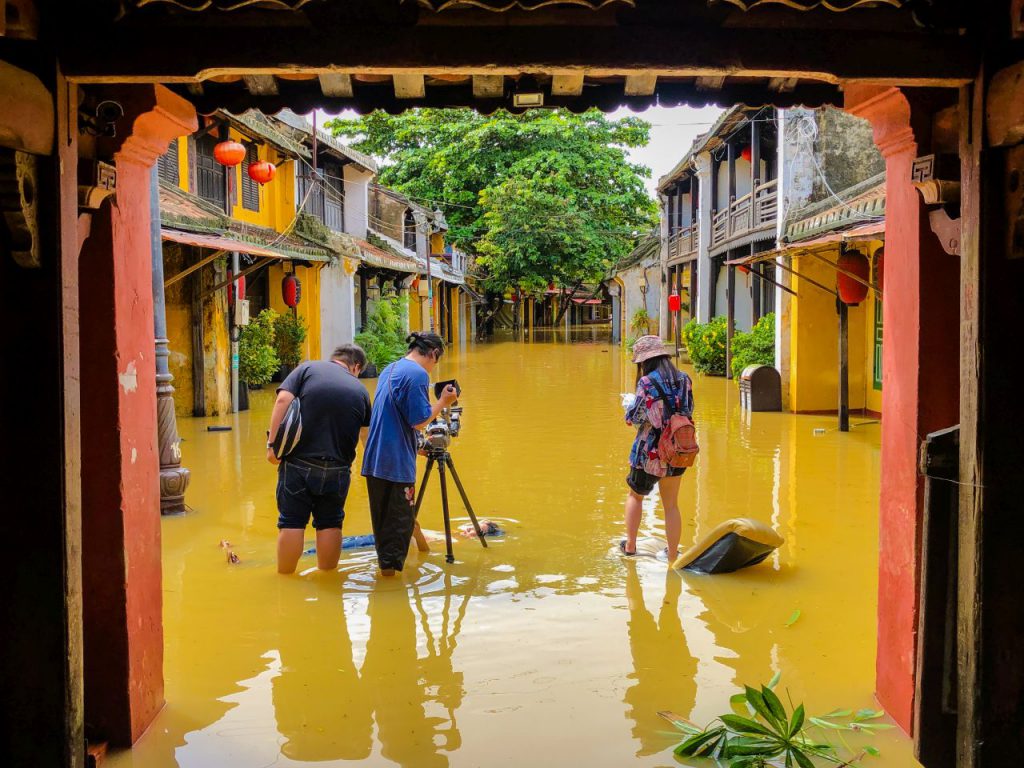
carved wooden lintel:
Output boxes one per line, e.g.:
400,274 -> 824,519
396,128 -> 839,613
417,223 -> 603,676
0,149 -> 40,268
987,61 -> 1024,148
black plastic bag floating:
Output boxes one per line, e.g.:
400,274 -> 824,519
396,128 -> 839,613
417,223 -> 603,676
673,518 -> 784,574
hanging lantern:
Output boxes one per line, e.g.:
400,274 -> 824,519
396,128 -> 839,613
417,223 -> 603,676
548,281 -> 556,292
836,249 -> 870,305
282,274 -> 302,308
668,293 -> 681,313
213,140 -> 246,167
227,270 -> 246,305
740,145 -> 753,163
874,247 -> 884,293
248,161 -> 276,185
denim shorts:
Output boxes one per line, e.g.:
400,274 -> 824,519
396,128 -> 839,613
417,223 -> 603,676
276,458 -> 351,530
627,465 -> 686,497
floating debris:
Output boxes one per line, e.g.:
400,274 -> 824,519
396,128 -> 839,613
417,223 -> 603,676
226,550 -> 240,565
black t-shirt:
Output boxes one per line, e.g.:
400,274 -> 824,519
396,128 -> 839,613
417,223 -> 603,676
279,360 -> 371,465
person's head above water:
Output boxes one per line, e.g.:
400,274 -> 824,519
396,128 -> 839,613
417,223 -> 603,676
631,334 -> 679,385
406,332 -> 446,372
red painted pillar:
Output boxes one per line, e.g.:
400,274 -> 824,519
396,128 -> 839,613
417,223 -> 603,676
846,87 -> 960,735
79,85 -> 196,746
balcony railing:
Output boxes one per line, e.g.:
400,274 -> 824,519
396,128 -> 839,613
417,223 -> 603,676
710,178 -> 778,250
667,222 -> 699,263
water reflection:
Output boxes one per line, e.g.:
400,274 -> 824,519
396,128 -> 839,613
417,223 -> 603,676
109,331 -> 917,768
623,563 -> 696,757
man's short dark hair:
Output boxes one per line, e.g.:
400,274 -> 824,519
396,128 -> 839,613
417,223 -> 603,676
332,344 -> 367,369
407,332 -> 445,357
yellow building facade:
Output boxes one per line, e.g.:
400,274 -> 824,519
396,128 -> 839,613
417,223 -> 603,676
782,242 -> 883,416
160,116 -> 330,416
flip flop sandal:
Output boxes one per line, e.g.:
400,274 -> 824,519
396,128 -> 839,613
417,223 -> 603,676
619,540 -> 637,557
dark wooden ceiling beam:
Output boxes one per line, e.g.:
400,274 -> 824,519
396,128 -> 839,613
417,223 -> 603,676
180,78 -> 843,116
59,24 -> 977,86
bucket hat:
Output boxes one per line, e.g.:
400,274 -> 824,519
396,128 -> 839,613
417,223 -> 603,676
631,335 -> 673,364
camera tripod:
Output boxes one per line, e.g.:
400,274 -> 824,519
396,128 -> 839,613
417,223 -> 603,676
413,446 -> 488,564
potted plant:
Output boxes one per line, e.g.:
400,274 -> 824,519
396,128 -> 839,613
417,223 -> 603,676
273,311 -> 308,380
238,308 -> 280,411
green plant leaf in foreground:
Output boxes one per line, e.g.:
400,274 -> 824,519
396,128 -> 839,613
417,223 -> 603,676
785,609 -> 802,627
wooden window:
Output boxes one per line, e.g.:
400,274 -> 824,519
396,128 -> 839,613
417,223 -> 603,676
298,165 -> 325,223
195,133 -> 226,209
323,162 -> 344,232
240,143 -> 260,212
403,209 -> 417,250
158,138 -> 180,186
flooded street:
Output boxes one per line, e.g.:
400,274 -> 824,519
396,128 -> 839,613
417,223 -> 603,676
109,330 -> 918,767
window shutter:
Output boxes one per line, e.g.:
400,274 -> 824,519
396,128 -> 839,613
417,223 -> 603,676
241,143 -> 260,212
187,135 -> 197,194
158,138 -> 180,186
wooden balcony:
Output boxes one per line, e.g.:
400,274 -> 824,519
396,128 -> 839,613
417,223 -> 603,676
667,222 -> 699,264
710,179 -> 778,251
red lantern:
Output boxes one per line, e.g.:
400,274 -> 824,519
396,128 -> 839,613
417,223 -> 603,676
213,140 -> 246,167
740,145 -> 753,163
837,249 -> 870,305
282,274 -> 302,308
874,248 -> 884,292
668,293 -> 681,313
548,281 -> 556,292
248,161 -> 276,185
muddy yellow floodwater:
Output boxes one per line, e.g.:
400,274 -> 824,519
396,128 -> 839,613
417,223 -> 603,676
109,330 -> 918,767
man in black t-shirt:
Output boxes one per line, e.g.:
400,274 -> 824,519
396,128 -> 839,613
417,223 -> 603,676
267,344 -> 372,574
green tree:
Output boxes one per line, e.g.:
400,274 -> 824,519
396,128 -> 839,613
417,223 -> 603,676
327,108 -> 656,298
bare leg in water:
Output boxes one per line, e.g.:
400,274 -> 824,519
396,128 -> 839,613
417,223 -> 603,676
623,474 -> 683,562
623,490 -> 644,555
657,474 -> 683,562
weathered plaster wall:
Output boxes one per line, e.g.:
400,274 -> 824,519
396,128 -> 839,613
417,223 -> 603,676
343,165 -> 371,240
201,259 -> 232,415
617,258 -> 660,337
713,264 -> 753,333
162,243 -> 195,416
787,248 -> 869,413
320,258 -> 357,355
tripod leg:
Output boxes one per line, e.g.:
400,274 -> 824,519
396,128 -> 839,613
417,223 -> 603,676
437,460 -> 455,564
413,457 -> 435,515
445,455 -> 488,549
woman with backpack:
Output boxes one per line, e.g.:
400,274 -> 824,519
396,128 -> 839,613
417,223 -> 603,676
621,335 -> 696,561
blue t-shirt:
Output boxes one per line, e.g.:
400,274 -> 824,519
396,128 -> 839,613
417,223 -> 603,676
361,358 -> 433,484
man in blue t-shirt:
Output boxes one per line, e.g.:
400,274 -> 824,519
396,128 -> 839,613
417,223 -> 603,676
362,332 -> 458,575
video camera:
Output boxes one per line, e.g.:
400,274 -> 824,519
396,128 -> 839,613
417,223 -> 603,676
420,379 -> 462,453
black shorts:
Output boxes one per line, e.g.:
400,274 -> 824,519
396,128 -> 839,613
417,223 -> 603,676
276,458 -> 351,530
365,475 -> 417,572
627,465 -> 686,497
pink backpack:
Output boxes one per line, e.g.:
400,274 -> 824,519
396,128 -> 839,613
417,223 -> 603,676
650,378 -> 699,468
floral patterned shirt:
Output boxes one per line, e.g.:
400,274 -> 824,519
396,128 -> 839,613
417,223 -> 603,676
625,370 -> 695,477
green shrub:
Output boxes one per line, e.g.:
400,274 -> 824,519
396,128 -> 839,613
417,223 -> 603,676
273,311 -> 308,368
683,315 -> 727,375
239,308 -> 280,387
356,295 -> 408,371
730,312 -> 776,380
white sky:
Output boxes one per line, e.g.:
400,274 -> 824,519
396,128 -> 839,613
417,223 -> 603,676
316,104 -> 724,201
606,105 -> 724,197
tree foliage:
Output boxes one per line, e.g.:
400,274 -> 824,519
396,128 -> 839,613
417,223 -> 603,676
327,108 -> 656,292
